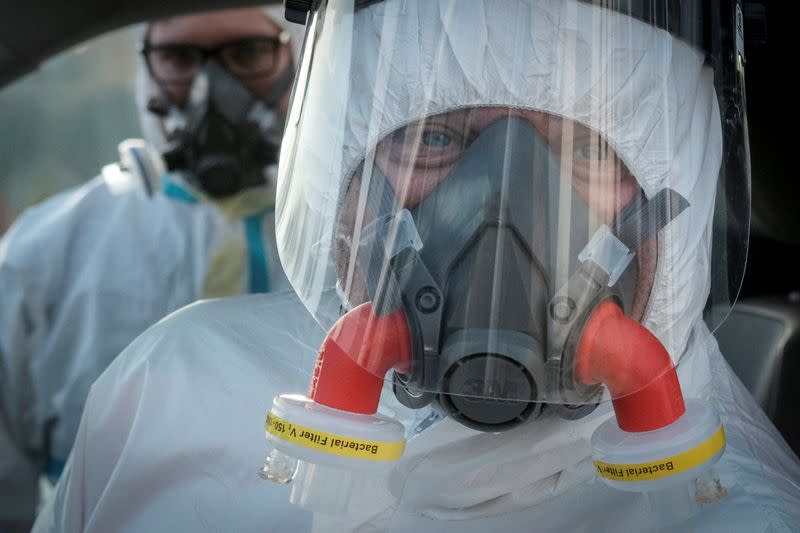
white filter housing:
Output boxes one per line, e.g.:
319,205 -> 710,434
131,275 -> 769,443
591,399 -> 725,492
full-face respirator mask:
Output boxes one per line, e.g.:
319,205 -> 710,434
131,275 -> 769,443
147,59 -> 294,198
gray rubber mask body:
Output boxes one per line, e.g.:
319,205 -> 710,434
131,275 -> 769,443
158,59 -> 293,198
354,117 -> 639,432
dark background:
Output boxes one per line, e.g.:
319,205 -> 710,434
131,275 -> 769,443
740,1 -> 799,297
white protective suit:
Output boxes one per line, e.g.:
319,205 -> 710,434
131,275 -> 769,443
0,6 -> 299,524
36,1 -> 800,531
34,293 -> 800,532
0,155 -> 289,525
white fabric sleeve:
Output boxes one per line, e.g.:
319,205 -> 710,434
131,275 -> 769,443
33,412 -> 86,533
32,338 -> 148,533
0,262 -> 42,524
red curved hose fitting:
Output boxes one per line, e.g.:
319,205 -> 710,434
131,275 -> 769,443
309,303 -> 412,415
575,300 -> 685,432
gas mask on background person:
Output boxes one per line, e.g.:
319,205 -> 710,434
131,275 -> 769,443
140,25 -> 296,198
151,60 -> 293,198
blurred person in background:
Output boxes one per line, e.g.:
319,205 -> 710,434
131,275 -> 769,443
0,6 -> 301,530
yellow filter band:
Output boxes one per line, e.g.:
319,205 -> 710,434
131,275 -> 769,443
594,426 -> 726,482
265,412 -> 406,461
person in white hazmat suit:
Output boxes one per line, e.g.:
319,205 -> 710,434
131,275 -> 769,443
0,6 -> 304,529
36,0 -> 800,531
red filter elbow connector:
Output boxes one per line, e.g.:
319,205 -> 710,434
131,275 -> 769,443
309,303 -> 412,415
575,300 -> 685,432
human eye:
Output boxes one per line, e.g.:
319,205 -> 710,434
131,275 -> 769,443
380,120 -> 466,170
161,48 -> 199,69
420,130 -> 453,149
148,46 -> 201,83
570,128 -> 622,179
223,39 -> 276,75
229,41 -> 260,64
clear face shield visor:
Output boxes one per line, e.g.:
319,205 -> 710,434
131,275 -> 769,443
274,0 -> 749,430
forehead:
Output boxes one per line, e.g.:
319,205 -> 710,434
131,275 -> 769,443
148,8 -> 280,46
394,108 -> 599,139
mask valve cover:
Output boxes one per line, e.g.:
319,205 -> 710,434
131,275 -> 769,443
438,329 -> 544,431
